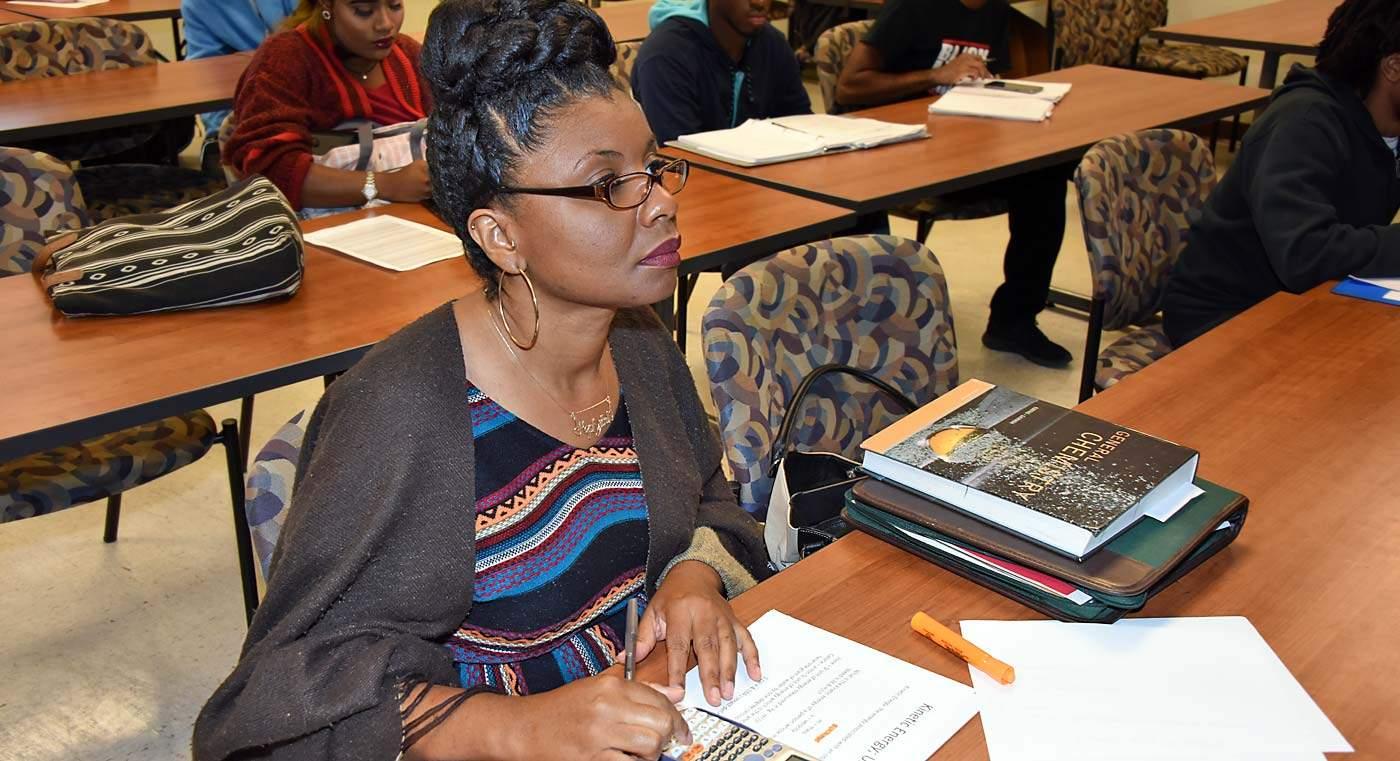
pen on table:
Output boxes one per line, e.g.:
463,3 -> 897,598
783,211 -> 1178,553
911,611 -> 1015,685
624,597 -> 639,681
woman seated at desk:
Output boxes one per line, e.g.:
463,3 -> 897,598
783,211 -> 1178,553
194,1 -> 769,759
223,0 -> 434,212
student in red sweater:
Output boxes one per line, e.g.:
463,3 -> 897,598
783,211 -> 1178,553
225,0 -> 433,211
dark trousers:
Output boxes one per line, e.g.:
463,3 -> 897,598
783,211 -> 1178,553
946,163 -> 1073,328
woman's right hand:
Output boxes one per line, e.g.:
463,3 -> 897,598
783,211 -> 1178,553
377,160 -> 432,203
511,672 -> 692,761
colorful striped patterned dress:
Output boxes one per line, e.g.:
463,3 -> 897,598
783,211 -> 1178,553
447,383 -> 649,695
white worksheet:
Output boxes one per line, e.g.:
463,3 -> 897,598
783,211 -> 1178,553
682,610 -> 979,761
303,215 -> 461,271
960,617 -> 1351,761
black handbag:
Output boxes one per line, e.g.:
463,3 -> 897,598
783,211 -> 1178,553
33,175 -> 303,317
764,363 -> 918,567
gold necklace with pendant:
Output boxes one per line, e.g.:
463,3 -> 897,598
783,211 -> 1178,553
486,296 -> 616,441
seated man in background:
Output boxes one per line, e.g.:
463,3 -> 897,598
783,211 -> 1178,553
835,0 -> 1074,369
182,0 -> 298,169
1163,0 -> 1400,347
631,0 -> 811,145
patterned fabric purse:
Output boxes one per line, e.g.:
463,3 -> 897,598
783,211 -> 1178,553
32,175 -> 303,317
302,119 -> 427,219
312,119 -> 427,172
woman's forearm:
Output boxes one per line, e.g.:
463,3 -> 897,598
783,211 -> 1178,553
299,164 -> 375,209
401,686 -> 521,761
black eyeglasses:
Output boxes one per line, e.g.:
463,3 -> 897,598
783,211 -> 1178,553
496,158 -> 689,210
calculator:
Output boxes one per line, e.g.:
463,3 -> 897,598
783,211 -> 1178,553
662,705 -> 818,761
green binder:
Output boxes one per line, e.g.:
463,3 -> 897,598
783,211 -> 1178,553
842,477 -> 1249,623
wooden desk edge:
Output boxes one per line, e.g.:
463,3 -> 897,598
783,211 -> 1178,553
1148,28 -> 1320,56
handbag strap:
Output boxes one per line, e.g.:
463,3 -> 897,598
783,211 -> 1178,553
768,363 -> 919,477
409,121 -> 427,162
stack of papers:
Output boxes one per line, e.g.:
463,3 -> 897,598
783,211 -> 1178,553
960,617 -> 1352,760
683,611 -> 978,761
302,215 -> 462,271
668,114 -> 927,167
929,79 -> 1072,122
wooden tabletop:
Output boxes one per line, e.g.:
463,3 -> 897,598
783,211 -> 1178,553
0,53 -> 248,143
596,0 -> 652,43
669,65 -> 1269,214
0,8 -> 31,22
672,284 -> 1400,759
1,0 -> 181,21
1149,0 -> 1334,55
0,168 -> 852,461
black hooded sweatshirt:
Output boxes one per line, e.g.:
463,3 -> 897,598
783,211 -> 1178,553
630,14 -> 811,145
1163,66 -> 1400,347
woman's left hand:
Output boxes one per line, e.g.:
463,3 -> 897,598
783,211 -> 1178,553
632,560 -> 762,707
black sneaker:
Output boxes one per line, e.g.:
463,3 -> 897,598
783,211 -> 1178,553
982,322 -> 1073,368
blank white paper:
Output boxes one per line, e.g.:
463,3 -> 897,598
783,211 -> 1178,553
959,617 -> 1351,761
302,215 -> 462,272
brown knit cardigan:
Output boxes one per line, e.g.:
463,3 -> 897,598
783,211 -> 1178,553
224,23 -> 431,210
192,304 -> 769,760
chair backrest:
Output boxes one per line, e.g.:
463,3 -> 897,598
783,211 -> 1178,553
814,20 -> 872,114
0,18 -> 159,82
703,235 -> 959,516
0,147 -> 88,276
1050,0 -> 1142,69
244,410 -> 309,578
1138,0 -> 1170,33
611,40 -> 642,96
1074,128 -> 1217,329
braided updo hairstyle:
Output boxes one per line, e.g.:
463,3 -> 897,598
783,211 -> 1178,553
422,0 -> 618,295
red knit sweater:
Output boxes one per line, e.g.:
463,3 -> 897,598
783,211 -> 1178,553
225,24 -> 431,210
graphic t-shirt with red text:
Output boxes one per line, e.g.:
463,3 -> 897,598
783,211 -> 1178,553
864,0 -> 1011,93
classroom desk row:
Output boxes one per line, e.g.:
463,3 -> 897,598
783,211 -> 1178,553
639,282 -> 1400,760
0,62 -> 1267,462
0,167 -> 853,462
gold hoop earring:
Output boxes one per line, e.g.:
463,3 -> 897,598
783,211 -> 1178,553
497,268 -> 540,350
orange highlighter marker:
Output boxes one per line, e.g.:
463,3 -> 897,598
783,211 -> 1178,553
911,611 -> 1016,685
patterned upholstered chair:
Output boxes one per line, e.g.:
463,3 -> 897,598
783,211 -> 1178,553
1072,129 -> 1216,401
0,18 -> 223,220
0,147 -> 244,595
0,18 -> 167,162
1134,0 -> 1248,78
1050,0 -> 1143,69
814,21 -> 1005,242
703,235 -> 959,516
1131,0 -> 1248,151
233,410 -> 308,623
0,147 -> 87,275
611,40 -> 641,96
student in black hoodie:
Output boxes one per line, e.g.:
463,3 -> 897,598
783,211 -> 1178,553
1163,0 -> 1400,347
631,0 -> 811,145
835,0 -> 1075,369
